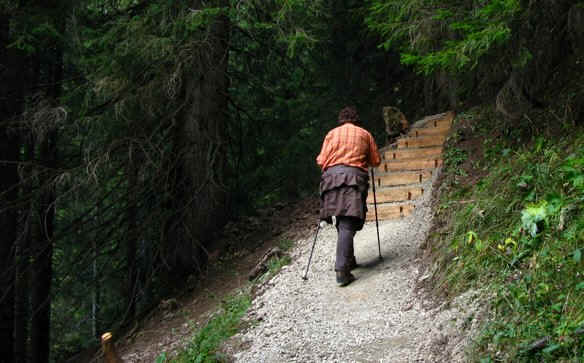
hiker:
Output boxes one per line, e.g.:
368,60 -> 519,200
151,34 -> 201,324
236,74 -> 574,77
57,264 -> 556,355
316,106 -> 382,286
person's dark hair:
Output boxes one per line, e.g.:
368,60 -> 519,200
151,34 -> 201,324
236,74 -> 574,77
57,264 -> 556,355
338,106 -> 360,125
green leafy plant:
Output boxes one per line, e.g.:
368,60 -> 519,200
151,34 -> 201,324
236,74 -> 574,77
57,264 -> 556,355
173,293 -> 251,363
561,155 -> 584,191
521,201 -> 548,237
278,238 -> 294,251
267,255 -> 291,275
444,147 -> 467,167
156,352 -> 168,363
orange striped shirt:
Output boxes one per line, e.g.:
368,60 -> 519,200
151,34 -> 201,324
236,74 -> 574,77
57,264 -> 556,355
316,123 -> 381,171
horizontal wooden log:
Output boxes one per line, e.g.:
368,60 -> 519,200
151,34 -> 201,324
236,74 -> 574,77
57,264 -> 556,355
397,135 -> 447,148
372,170 -> 433,187
407,126 -> 450,138
383,147 -> 443,161
367,187 -> 423,203
419,110 -> 455,126
379,159 -> 443,172
365,203 -> 415,221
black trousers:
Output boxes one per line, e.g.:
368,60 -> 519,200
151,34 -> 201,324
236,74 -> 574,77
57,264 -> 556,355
335,216 -> 361,271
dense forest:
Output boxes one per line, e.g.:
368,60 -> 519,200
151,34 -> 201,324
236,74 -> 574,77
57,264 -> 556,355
1,0 -> 582,362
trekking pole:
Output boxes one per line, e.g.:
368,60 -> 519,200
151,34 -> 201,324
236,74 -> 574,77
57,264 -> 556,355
302,221 -> 325,280
371,168 -> 382,260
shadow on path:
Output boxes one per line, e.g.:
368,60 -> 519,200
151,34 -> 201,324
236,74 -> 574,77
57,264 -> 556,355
351,252 -> 401,284
358,255 -> 388,270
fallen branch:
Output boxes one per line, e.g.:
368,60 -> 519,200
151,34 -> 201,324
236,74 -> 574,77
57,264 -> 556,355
248,247 -> 283,281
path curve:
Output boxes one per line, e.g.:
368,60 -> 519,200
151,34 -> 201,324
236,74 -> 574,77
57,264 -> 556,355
228,170 -> 485,362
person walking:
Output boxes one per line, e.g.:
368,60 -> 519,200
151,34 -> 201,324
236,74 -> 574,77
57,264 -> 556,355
316,106 -> 381,286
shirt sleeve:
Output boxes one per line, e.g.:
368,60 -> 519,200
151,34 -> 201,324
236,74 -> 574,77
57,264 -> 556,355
316,134 -> 329,168
368,134 -> 381,167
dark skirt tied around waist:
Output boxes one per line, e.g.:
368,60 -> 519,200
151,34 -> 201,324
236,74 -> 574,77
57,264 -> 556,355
319,165 -> 369,231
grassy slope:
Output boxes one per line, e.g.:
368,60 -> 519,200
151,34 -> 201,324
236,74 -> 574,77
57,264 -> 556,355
164,244 -> 292,363
430,103 -> 584,361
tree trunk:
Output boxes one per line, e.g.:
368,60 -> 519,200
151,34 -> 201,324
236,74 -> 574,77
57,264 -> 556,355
424,77 -> 436,114
163,0 -> 230,279
125,151 -> 138,325
447,75 -> 459,111
14,231 -> 30,363
30,4 -> 64,359
30,136 -> 56,363
0,10 -> 25,363
14,141 -> 34,363
0,117 -> 19,363
0,114 -> 19,363
92,237 -> 100,339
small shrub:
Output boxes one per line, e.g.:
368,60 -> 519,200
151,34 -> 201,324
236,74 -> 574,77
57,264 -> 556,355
170,293 -> 251,363
267,255 -> 291,275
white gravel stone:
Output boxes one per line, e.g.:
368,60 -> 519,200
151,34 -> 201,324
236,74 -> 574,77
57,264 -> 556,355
230,169 -> 487,362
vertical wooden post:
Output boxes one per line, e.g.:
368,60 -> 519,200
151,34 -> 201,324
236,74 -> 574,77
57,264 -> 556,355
101,332 -> 123,363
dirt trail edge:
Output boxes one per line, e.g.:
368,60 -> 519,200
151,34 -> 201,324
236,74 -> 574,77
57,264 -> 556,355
224,169 -> 487,363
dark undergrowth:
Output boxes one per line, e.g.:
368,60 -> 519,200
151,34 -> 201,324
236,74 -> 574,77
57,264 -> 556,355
430,106 -> 584,362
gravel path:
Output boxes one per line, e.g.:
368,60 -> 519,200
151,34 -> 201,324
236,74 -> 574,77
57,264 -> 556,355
230,171 -> 485,362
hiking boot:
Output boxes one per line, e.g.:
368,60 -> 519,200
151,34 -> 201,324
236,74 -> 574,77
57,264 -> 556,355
348,257 -> 360,271
336,270 -> 356,287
